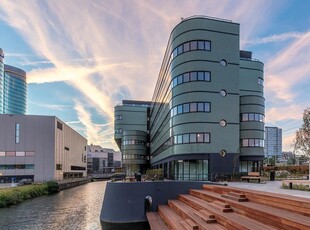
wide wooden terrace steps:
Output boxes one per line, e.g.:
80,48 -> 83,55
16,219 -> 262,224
146,184 -> 310,230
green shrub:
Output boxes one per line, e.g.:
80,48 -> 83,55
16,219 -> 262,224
46,181 -> 59,194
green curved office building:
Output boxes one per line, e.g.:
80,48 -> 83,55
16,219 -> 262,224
115,16 -> 265,180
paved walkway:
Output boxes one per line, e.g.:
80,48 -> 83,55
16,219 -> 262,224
227,180 -> 310,198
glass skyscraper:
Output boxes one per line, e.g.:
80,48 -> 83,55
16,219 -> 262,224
0,48 -> 27,114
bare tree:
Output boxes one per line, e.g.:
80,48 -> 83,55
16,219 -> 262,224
294,108 -> 310,157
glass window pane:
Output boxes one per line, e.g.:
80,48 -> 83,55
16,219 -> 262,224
173,48 -> 177,58
190,72 -> 197,81
255,114 -> 259,121
6,152 -> 15,157
204,103 -> 210,112
183,42 -> 190,52
204,133 -> 210,143
249,113 -> 254,121
242,114 -> 248,121
178,45 -> 183,54
205,72 -> 210,81
197,103 -> 204,111
190,134 -> 196,142
183,134 -> 189,143
177,75 -> 183,84
198,72 -> 204,81
198,41 -> 204,50
190,41 -> 197,50
177,135 -> 182,144
16,151 -> 25,157
177,105 -> 183,114
242,139 -> 248,147
183,103 -> 189,113
249,139 -> 255,146
173,78 -> 178,88
174,136 -> 177,144
205,41 -> 211,50
0,152 -> 5,157
183,73 -> 190,82
190,103 -> 197,112
255,139 -> 260,147
197,133 -> 203,142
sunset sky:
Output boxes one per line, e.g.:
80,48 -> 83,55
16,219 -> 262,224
0,0 -> 309,151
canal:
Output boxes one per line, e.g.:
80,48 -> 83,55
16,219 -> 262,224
0,181 -> 107,229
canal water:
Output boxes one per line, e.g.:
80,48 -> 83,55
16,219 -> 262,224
0,181 -> 107,230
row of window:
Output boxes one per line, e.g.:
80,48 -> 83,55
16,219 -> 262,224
241,139 -> 264,147
123,154 -> 147,160
241,113 -> 265,122
0,164 -> 35,170
171,71 -> 211,89
171,102 -> 210,117
122,140 -> 146,146
15,123 -> 20,144
172,40 -> 211,59
115,115 -> 122,120
174,133 -> 210,144
0,151 -> 35,157
115,128 -> 123,134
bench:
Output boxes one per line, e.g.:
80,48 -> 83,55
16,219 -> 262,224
241,172 -> 262,183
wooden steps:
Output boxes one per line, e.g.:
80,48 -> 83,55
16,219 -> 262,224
147,184 -> 310,230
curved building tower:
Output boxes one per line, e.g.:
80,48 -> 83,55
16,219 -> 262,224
114,16 -> 265,180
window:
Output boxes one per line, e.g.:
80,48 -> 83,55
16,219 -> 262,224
190,103 -> 197,112
64,147 -> 70,151
183,73 -> 190,82
177,135 -> 182,144
197,133 -> 203,142
0,152 -> 5,157
258,77 -> 264,86
57,121 -> 63,130
241,113 -> 264,122
26,152 -> 35,156
171,102 -> 210,117
183,103 -> 189,113
56,164 -> 62,170
16,151 -> 25,156
15,123 -> 20,144
177,75 -> 183,84
172,40 -> 211,59
183,42 -> 190,52
171,71 -> 211,89
6,152 -> 15,157
183,134 -> 189,143
198,41 -> 204,50
177,105 -> 183,114
197,103 -> 204,111
190,134 -> 196,143
204,133 -> 210,143
190,41 -> 197,50
205,41 -> 211,50
190,72 -> 197,81
204,103 -> 210,112
115,115 -> 122,120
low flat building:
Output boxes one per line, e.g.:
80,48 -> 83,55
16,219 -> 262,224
0,114 -> 87,182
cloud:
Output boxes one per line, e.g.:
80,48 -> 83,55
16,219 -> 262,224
0,0 -> 298,150
244,32 -> 307,45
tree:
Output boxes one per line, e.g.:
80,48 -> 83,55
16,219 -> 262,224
294,108 -> 310,157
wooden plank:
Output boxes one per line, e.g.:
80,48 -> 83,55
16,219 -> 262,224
158,205 -> 186,230
146,212 -> 169,230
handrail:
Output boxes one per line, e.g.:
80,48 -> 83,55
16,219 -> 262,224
181,15 -> 232,23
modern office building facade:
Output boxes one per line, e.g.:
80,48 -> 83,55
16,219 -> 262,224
265,126 -> 282,158
114,16 -> 265,180
0,48 -> 27,114
0,114 -> 87,182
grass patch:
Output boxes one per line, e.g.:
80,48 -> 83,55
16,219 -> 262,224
0,181 -> 59,208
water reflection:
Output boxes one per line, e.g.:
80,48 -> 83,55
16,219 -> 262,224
0,181 -> 106,230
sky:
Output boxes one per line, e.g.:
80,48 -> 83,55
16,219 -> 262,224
0,0 -> 309,152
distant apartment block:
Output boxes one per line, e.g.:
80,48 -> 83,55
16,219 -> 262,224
0,48 -> 27,114
265,126 -> 282,158
115,16 -> 265,179
87,145 -> 122,174
0,114 -> 87,182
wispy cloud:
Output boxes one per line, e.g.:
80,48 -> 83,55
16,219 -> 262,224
244,32 -> 307,45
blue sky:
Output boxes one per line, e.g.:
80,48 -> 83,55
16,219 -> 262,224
0,0 -> 310,151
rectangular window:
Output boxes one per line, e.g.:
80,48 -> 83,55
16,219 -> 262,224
177,105 -> 183,114
249,139 -> 255,147
174,136 -> 178,144
242,139 -> 249,147
26,152 -> 35,156
190,41 -> 197,50
190,103 -> 197,112
183,73 -> 190,82
173,77 -> 178,87
254,114 -> 259,121
15,123 -> 20,144
16,151 -> 25,157
16,164 -> 25,169
64,147 -> 70,151
56,164 -> 62,170
177,45 -> 183,55
57,121 -> 63,130
177,75 -> 183,84
205,41 -> 211,50
173,48 -> 177,58
197,103 -> 204,111
249,113 -> 255,121
198,41 -> 204,50
177,135 -> 182,144
197,133 -> 203,142
183,103 -> 190,113
6,152 -> 15,157
190,133 -> 196,143
198,72 -> 204,81
255,139 -> 260,147
204,133 -> 210,143
0,152 -> 5,157
183,42 -> 190,52
25,164 -> 34,169
183,134 -> 189,143
204,103 -> 210,112
242,114 -> 248,121
190,72 -> 197,81
205,72 -> 211,81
